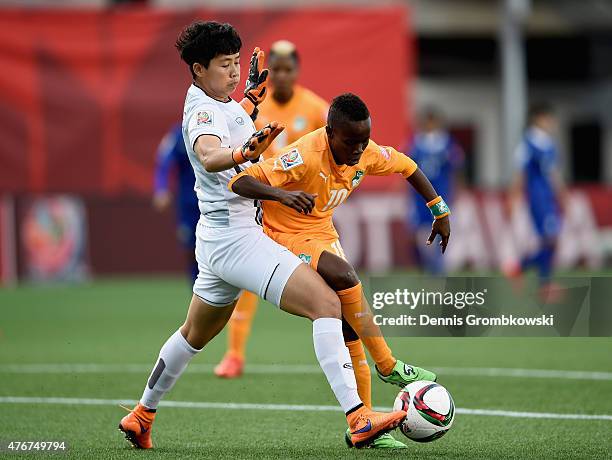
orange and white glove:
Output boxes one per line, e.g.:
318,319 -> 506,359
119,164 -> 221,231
231,122 -> 284,165
239,47 -> 269,120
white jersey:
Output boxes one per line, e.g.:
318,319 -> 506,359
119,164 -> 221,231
182,84 -> 259,228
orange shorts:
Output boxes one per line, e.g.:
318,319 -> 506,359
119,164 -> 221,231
264,229 -> 346,270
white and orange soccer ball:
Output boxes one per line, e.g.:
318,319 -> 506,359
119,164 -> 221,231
393,380 -> 455,442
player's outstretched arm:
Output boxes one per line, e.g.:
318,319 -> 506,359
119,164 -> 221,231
231,175 -> 317,214
407,168 -> 451,253
194,123 -> 284,173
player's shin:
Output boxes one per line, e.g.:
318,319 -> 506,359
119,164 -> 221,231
227,291 -> 258,360
140,329 -> 201,409
346,339 -> 372,408
337,284 -> 396,376
312,318 -> 362,413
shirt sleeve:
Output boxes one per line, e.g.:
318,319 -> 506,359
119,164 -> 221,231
228,148 -> 312,191
185,103 -> 229,149
366,141 -> 418,178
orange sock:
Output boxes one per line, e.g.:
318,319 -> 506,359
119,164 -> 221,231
345,339 -> 372,408
227,291 -> 258,360
337,284 -> 397,376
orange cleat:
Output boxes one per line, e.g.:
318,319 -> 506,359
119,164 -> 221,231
118,403 -> 156,449
346,406 -> 407,448
214,354 -> 244,379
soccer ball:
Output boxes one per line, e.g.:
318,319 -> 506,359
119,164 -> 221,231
393,380 -> 455,442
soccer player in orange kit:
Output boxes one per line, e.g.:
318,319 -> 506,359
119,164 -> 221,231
255,40 -> 329,156
228,93 -> 451,449
215,40 -> 330,379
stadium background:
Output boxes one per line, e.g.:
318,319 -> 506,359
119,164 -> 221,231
1,0 -> 611,280
0,1 -> 611,459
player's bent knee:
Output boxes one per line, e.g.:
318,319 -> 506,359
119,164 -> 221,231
309,290 -> 341,321
322,267 -> 360,292
317,251 -> 360,291
280,264 -> 342,321
335,269 -> 360,291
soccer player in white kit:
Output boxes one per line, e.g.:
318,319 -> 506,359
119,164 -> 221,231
118,20 -> 406,450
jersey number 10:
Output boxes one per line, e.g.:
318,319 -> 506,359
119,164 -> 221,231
321,189 -> 349,212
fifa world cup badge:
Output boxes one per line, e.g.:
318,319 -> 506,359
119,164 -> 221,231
197,110 -> 213,126
279,149 -> 304,171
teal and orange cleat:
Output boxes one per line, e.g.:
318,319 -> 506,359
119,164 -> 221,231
214,354 -> 244,379
346,406 -> 406,448
118,403 -> 156,449
376,359 -> 437,387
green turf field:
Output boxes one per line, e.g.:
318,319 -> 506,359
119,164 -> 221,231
1,277 -> 611,459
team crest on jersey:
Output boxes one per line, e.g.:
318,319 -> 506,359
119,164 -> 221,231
235,116 -> 245,125
197,110 -> 213,126
298,253 -> 312,264
351,170 -> 364,188
380,146 -> 391,160
279,148 -> 304,171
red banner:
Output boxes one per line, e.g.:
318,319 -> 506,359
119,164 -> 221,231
0,7 -> 411,196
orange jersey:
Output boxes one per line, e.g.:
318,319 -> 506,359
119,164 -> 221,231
229,127 -> 418,240
255,85 -> 328,158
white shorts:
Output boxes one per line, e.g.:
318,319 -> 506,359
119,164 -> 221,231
193,222 -> 303,307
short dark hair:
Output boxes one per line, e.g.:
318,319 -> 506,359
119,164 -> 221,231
328,93 -> 370,126
175,21 -> 242,78
528,102 -> 553,123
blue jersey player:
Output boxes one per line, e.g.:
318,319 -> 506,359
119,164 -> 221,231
153,123 -> 200,283
406,108 -> 463,274
509,104 -> 567,299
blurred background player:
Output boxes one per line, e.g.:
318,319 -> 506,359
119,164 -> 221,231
255,40 -> 329,155
508,103 -> 567,299
153,122 -> 200,284
215,40 -> 329,378
405,107 -> 463,275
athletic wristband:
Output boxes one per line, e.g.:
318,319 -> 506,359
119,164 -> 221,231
238,97 -> 257,118
231,147 -> 248,165
427,196 -> 450,220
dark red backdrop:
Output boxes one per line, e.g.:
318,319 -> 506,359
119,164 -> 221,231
0,7 -> 412,196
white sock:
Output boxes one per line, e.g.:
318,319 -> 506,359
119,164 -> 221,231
140,329 -> 200,409
312,318 -> 362,413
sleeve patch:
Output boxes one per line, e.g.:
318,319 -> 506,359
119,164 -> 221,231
197,110 -> 214,126
278,148 -> 304,171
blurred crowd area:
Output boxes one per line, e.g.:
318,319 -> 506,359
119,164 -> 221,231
0,0 -> 611,283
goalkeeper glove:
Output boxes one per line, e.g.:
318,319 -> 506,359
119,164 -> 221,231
232,122 -> 284,165
239,47 -> 269,120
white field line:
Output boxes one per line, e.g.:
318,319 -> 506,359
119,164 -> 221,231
0,396 -> 611,421
1,363 -> 611,381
